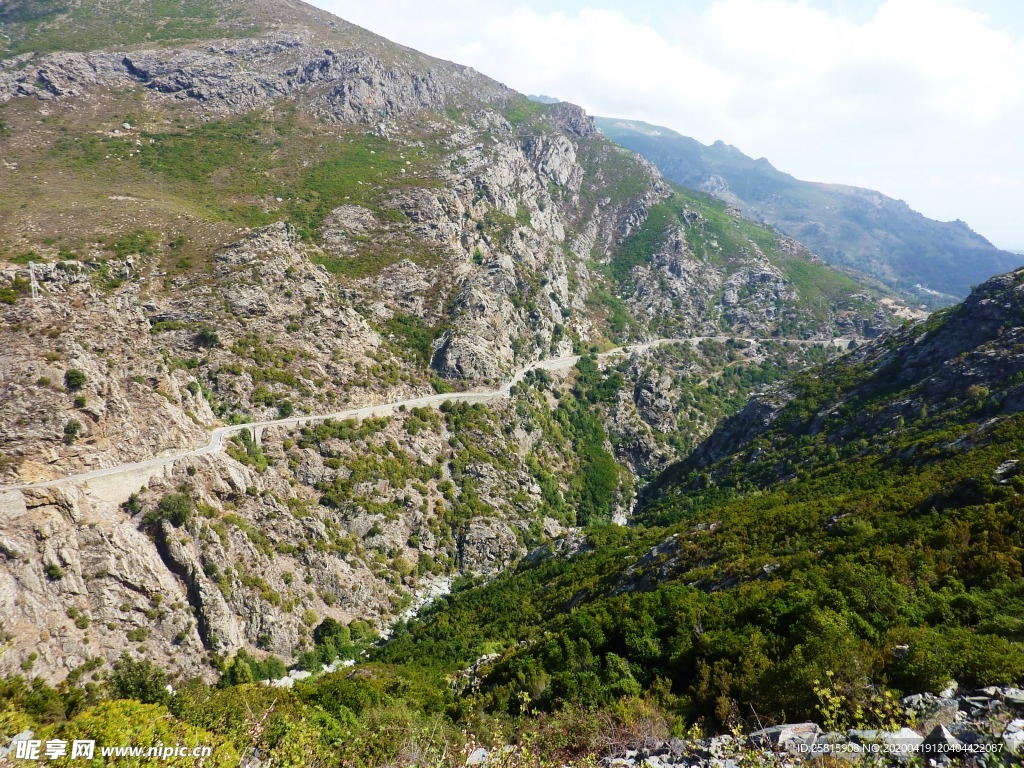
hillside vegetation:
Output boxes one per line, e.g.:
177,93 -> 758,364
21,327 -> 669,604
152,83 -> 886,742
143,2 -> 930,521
597,117 -> 1023,304
377,269 -> 1024,728
4,272 -> 1024,767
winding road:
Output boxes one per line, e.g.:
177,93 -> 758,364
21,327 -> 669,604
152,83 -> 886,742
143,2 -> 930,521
0,336 -> 854,503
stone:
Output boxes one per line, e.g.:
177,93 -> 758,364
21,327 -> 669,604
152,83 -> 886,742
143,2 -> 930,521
1003,720 -> 1024,755
914,697 -> 961,731
466,747 -> 489,766
706,734 -> 735,757
0,730 -> 35,759
959,696 -> 997,714
919,725 -> 962,758
747,722 -> 821,753
664,738 -> 687,758
1003,687 -> 1024,707
901,694 -> 925,709
808,732 -> 864,762
949,725 -> 983,745
847,727 -> 923,757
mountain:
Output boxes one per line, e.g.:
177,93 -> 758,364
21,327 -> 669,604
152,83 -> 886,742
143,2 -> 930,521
0,0 -> 910,691
1,3 -> 1021,763
377,268 -> 1024,732
596,117 -> 1024,305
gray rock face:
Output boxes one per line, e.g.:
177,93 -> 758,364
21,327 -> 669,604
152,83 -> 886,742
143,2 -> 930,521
847,727 -> 924,757
156,520 -> 246,654
1,37 -> 511,123
0,486 -> 207,681
920,725 -> 962,760
458,519 -> 523,575
0,730 -> 36,760
902,693 -> 960,732
1003,719 -> 1024,755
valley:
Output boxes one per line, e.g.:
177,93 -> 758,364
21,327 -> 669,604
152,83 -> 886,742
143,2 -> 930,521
1,1 -> 1022,766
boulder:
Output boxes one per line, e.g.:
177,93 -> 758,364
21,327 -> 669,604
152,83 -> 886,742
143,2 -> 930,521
919,725 -> 962,761
847,727 -> 923,758
1004,687 -> 1024,708
1003,720 -> 1024,755
747,722 -> 821,754
0,730 -> 35,759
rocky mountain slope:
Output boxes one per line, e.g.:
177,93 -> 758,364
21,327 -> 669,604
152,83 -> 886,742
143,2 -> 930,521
3,270 -> 1024,768
379,269 -> 1024,734
596,116 -> 1023,304
0,0 -> 905,685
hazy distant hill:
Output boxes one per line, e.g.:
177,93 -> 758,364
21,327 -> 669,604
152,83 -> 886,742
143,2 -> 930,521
596,116 -> 1024,304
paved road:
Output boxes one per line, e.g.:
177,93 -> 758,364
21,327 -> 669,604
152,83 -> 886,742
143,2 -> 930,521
0,336 -> 854,494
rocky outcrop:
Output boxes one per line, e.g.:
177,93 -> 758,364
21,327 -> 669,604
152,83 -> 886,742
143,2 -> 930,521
0,485 -> 207,681
458,519 -> 523,576
658,268 -> 1024,494
1,36 -> 512,123
550,684 -> 1024,767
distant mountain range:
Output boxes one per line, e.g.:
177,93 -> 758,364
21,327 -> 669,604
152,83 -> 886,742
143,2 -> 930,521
595,117 -> 1024,305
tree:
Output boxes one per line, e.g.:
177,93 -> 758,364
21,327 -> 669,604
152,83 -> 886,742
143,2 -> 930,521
63,420 -> 82,445
195,328 -> 220,348
64,369 -> 87,391
109,653 -> 170,705
223,656 -> 253,686
155,493 -> 192,527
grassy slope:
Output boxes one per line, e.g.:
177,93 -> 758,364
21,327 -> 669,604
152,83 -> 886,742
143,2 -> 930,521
0,0 -> 264,57
0,97 -> 448,276
599,185 -> 877,340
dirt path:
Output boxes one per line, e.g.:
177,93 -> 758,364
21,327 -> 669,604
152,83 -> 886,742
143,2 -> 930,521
0,336 -> 854,496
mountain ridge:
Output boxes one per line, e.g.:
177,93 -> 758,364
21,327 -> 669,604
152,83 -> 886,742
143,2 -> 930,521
596,116 -> 1024,304
2,3 -> 1023,765
0,0 -> 903,686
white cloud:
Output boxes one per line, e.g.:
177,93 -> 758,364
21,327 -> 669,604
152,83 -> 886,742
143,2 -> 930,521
317,0 -> 1024,249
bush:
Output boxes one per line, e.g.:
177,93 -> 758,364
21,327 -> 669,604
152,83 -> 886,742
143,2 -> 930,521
109,653 -> 170,706
60,700 -> 240,766
195,328 -> 220,348
64,369 -> 87,391
63,420 -> 82,445
220,650 -> 288,686
44,563 -> 64,581
143,492 -> 193,529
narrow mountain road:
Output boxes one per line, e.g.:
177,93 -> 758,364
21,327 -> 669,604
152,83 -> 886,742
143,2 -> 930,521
0,336 -> 855,495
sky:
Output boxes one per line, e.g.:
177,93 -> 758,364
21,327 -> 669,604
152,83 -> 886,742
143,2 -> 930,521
312,0 -> 1024,251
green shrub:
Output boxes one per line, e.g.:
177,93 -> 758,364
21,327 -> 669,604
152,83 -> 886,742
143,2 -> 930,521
195,328 -> 220,348
144,492 -> 193,528
108,652 -> 170,705
0,276 -> 30,304
63,419 -> 82,445
64,369 -> 87,390
44,563 -> 64,581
